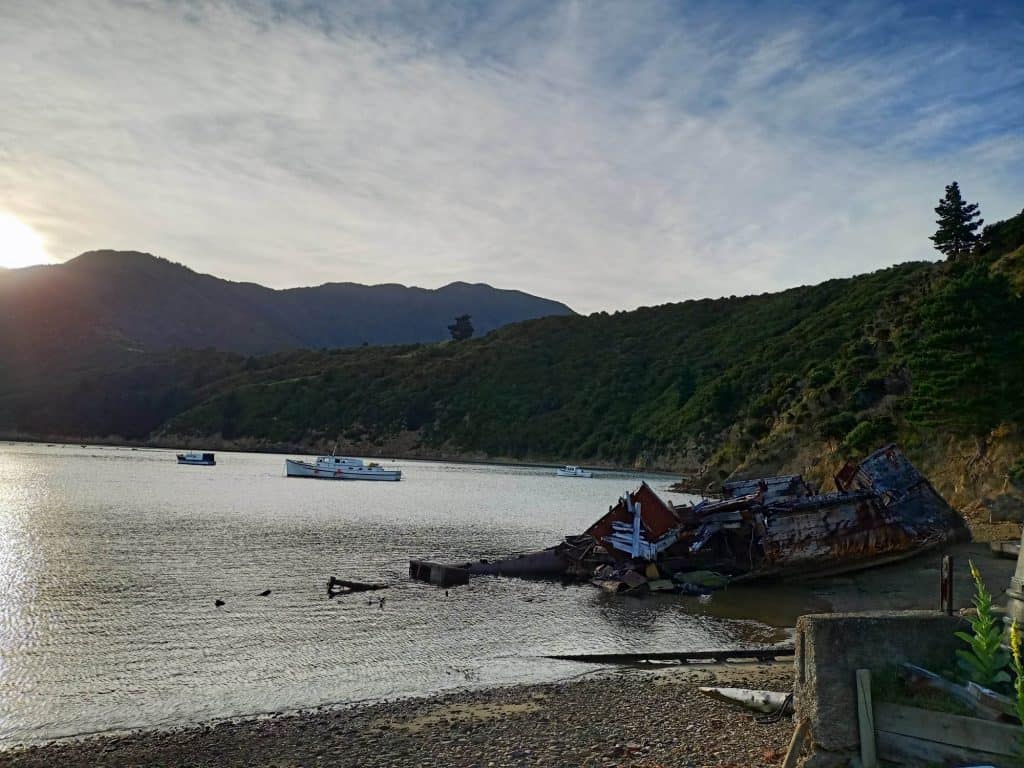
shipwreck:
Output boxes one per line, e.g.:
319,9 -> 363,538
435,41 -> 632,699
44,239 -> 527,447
426,445 -> 968,593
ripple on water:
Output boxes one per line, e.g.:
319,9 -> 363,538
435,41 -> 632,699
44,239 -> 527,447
0,445 -> 794,744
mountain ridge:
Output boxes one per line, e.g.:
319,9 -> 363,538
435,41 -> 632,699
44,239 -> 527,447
0,250 -> 576,367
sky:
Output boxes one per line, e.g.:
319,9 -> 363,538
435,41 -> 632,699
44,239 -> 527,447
1,1 -> 1022,313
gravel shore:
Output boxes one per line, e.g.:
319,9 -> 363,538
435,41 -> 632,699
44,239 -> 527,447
0,663 -> 794,768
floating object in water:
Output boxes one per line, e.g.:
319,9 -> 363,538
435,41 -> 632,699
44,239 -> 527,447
556,465 -> 594,478
214,599 -> 225,607
409,560 -> 470,587
258,589 -> 271,597
286,455 -> 401,481
177,451 -> 216,466
327,577 -> 389,597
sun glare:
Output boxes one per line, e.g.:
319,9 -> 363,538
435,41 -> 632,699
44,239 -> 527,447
0,212 -> 51,269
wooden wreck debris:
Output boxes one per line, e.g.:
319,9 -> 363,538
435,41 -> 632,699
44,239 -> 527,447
875,701 -> 1020,765
327,577 -> 389,595
780,718 -> 810,768
422,444 -> 966,589
990,540 -> 1021,559
544,647 -> 794,665
897,663 -> 1014,721
408,560 -> 469,588
697,686 -> 793,714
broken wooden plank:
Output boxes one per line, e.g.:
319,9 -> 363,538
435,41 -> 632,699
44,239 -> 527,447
781,719 -> 809,768
877,730 -> 1012,766
327,577 -> 389,593
990,540 -> 1021,560
897,663 -> 1006,721
856,669 -> 877,768
875,701 -> 1019,755
544,647 -> 794,664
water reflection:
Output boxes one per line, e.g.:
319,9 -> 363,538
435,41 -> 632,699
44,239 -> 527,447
0,444 -> 799,744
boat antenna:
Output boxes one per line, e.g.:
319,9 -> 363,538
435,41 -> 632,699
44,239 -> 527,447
332,440 -> 339,457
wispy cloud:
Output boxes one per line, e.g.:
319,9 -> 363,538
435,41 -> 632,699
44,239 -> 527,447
1,0 -> 1022,312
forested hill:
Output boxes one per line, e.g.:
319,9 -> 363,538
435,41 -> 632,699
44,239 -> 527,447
0,250 -> 574,366
2,210 -> 1023,521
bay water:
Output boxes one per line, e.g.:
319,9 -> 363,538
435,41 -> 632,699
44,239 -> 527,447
0,444 -> 794,744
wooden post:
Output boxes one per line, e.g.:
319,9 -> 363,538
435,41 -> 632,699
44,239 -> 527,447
856,668 -> 877,768
940,555 -> 954,615
780,718 -> 809,768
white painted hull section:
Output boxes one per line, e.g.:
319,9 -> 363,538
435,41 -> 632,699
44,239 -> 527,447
177,454 -> 215,466
556,468 -> 593,478
285,459 -> 401,481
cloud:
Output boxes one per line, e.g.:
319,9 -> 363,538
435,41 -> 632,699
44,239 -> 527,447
0,0 -> 1022,313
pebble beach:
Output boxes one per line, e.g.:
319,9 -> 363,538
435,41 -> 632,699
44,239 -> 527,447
0,663 -> 794,768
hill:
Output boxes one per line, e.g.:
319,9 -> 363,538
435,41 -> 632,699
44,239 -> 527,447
0,250 -> 575,376
2,211 -> 1023,524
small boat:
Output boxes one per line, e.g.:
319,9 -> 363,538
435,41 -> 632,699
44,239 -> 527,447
556,465 -> 593,478
285,455 -> 401,481
177,451 -> 216,466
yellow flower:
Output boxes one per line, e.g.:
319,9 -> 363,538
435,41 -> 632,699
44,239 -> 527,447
969,559 -> 981,585
1013,621 -> 1023,662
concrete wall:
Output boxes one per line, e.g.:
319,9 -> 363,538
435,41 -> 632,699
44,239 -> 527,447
793,610 -> 966,766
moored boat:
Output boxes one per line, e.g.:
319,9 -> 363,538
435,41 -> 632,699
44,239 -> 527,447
177,451 -> 216,466
285,455 -> 401,481
556,465 -> 593,478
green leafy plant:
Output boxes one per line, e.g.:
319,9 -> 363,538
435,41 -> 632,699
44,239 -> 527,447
955,560 -> 1010,687
1011,621 -> 1024,727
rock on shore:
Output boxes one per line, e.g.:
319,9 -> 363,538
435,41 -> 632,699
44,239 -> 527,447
0,664 -> 793,768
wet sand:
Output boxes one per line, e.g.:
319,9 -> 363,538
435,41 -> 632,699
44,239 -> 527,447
0,663 -> 794,768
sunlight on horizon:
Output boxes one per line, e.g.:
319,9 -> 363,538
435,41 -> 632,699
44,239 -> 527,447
0,212 -> 52,269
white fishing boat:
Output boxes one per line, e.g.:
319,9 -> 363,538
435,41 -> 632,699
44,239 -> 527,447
285,455 -> 402,481
556,465 -> 593,478
177,451 -> 216,466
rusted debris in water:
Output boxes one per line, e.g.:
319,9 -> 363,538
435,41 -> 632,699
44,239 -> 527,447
327,577 -> 389,597
452,444 -> 968,591
408,560 -> 470,588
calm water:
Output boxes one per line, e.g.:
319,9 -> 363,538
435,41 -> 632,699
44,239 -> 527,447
0,444 -> 792,744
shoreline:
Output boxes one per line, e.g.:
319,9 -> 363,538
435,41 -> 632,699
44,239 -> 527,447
0,662 -> 795,767
0,436 -> 682,478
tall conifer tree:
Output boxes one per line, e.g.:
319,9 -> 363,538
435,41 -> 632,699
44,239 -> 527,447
930,181 -> 983,260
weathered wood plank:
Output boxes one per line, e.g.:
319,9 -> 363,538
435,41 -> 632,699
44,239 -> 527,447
875,702 -> 1020,756
991,540 -> 1021,559
780,718 -> 809,768
543,647 -> 793,664
877,730 -> 1012,766
898,663 -> 1006,721
856,669 -> 877,768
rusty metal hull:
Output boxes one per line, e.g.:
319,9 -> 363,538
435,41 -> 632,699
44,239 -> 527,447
431,444 -> 968,587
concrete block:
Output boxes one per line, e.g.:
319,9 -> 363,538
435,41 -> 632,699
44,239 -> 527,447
794,610 -> 966,755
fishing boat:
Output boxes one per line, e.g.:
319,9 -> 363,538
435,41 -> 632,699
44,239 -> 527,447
177,451 -> 216,466
285,455 -> 402,481
556,465 -> 593,478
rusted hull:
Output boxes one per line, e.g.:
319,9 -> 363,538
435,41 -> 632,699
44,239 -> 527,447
431,444 -> 968,588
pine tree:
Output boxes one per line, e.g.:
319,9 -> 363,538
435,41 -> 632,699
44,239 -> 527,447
930,181 -> 983,261
448,314 -> 474,341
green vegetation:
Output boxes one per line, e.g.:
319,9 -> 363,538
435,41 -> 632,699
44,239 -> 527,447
2,207 -> 1022,484
955,561 -> 1010,688
448,314 -> 474,341
931,180 -> 983,260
